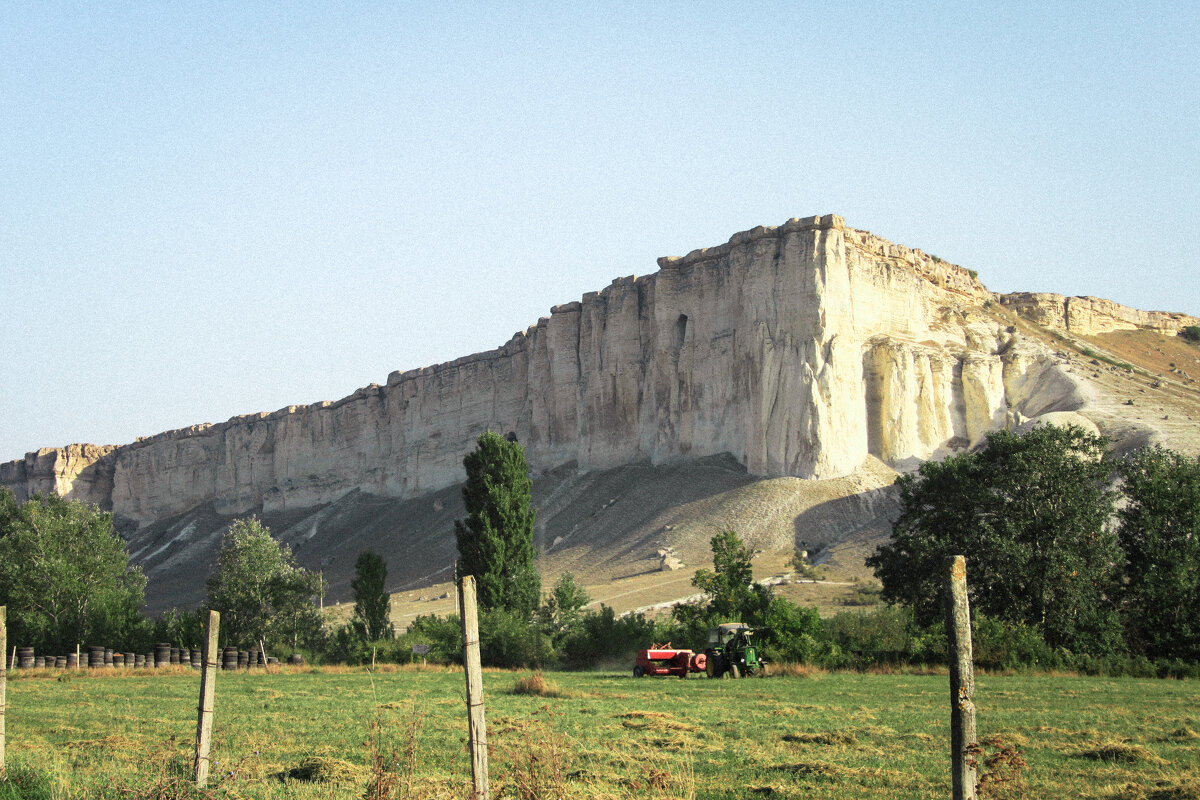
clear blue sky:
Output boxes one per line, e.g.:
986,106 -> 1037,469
2,2 -> 1197,464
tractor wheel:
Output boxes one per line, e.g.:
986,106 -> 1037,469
633,665 -> 645,678
729,664 -> 741,679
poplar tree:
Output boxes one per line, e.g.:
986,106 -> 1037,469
351,550 -> 393,640
454,431 -> 540,617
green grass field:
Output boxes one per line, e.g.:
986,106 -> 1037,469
2,665 -> 1198,799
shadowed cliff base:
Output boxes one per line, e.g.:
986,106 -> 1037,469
129,453 -> 899,616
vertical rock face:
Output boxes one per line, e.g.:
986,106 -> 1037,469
0,445 -> 115,505
5,214 -> 1175,527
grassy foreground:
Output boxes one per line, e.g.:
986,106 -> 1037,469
1,665 -> 1198,799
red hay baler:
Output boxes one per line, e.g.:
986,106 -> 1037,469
633,644 -> 707,678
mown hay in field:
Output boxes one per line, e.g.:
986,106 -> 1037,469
65,734 -> 146,753
1163,726 -> 1200,742
782,731 -> 858,746
285,756 -> 370,784
857,724 -> 897,737
619,711 -> 699,733
1103,780 -> 1200,800
511,671 -> 564,697
1035,724 -> 1101,738
377,700 -> 407,709
768,761 -> 846,779
1075,742 -> 1165,765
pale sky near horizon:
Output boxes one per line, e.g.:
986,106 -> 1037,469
2,2 -> 1197,464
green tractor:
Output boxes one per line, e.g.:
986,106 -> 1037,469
704,622 -> 764,678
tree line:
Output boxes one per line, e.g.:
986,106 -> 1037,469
2,425 -> 1197,674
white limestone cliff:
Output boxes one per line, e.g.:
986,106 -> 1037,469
3,215 -> 1189,527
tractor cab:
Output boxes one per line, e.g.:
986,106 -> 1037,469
708,622 -> 751,648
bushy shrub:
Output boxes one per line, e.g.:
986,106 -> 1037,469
758,596 -> 826,663
403,614 -> 463,663
479,608 -> 554,668
1180,325 -> 1200,343
557,606 -> 657,670
971,614 -> 1056,671
326,621 -> 372,665
823,606 -> 944,667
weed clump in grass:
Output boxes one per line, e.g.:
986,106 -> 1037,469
494,706 -> 577,800
763,662 -> 824,678
0,763 -> 55,800
967,736 -> 1028,799
511,671 -> 562,697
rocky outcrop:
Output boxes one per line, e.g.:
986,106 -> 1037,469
998,292 -> 1199,336
0,444 -> 116,505
2,215 -> 1175,531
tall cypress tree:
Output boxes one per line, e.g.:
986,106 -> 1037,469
454,431 -> 540,617
351,550 -> 394,640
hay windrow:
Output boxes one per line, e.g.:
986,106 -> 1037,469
285,756 -> 370,784
1102,780 -> 1200,800
1163,726 -> 1200,742
769,761 -> 846,778
618,710 -> 700,733
783,731 -> 858,746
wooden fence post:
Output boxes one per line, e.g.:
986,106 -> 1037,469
194,610 -> 220,788
1,606 -> 6,773
947,555 -> 978,800
459,576 -> 489,800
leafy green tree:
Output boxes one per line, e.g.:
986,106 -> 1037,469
147,607 -> 207,650
557,605 -> 658,670
0,490 -> 146,653
757,595 -> 826,663
351,550 -> 394,640
1117,445 -> 1200,660
536,572 -> 591,644
672,528 -> 770,643
867,425 -> 1123,655
1179,325 -> 1200,343
454,431 -> 540,617
691,528 -> 772,622
205,517 -> 324,652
